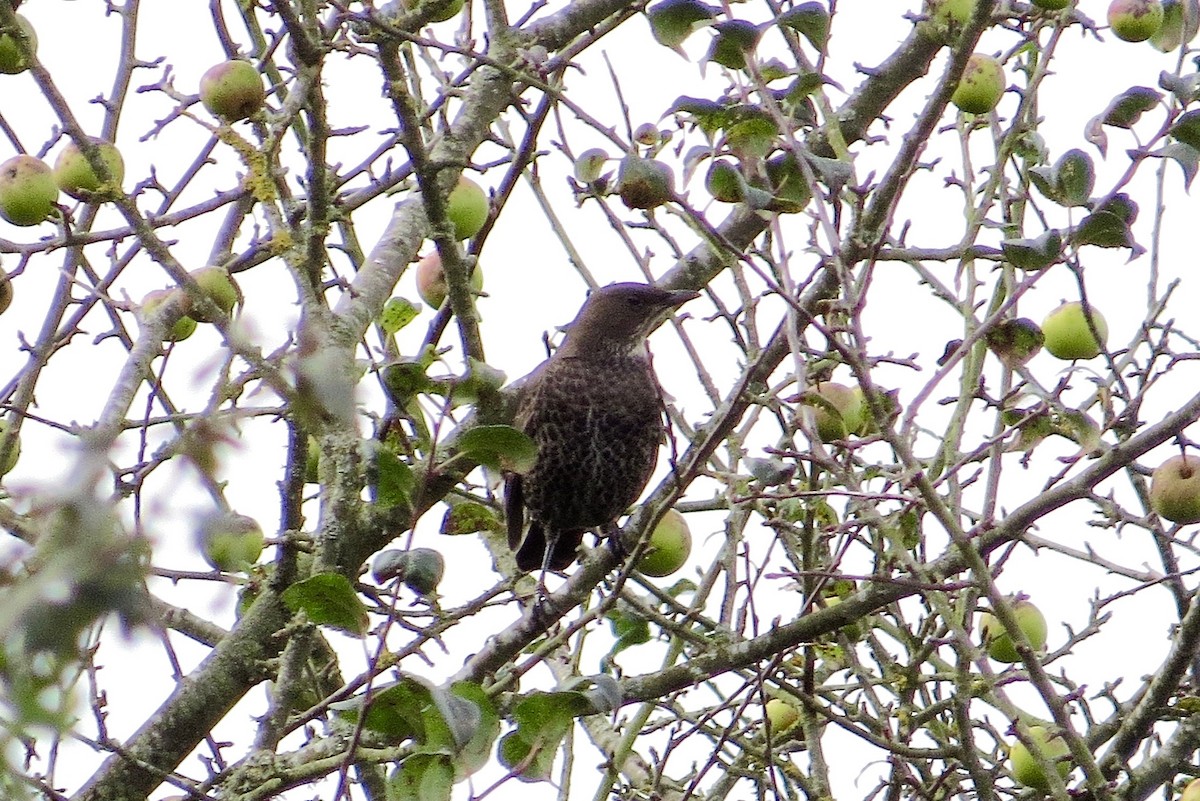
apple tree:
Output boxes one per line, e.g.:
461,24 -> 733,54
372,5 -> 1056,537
5,1 -> 1200,800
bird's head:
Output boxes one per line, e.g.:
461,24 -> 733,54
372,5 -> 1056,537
558,282 -> 699,358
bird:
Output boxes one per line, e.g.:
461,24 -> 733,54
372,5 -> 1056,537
504,282 -> 700,573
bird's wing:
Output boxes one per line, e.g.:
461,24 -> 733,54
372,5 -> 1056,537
504,472 -> 525,550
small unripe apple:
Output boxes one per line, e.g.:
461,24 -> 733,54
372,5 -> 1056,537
979,598 -> 1047,663
0,418 -> 19,477
414,251 -> 483,309
0,14 -> 36,75
1109,0 -> 1165,40
1181,778 -> 1200,801
574,148 -> 609,186
636,508 -> 692,577
952,54 -> 1005,115
985,318 -> 1044,369
927,0 -> 972,27
803,382 -> 866,442
1041,301 -> 1107,360
199,60 -> 265,121
764,698 -> 799,732
53,139 -> 124,200
141,289 -> 197,342
446,176 -> 488,240
198,512 -> 264,572
617,154 -> 674,209
1009,726 -> 1071,790
0,154 -> 58,226
706,159 -> 743,203
188,266 -> 240,322
0,269 -> 11,315
1032,0 -> 1070,9
402,0 -> 465,22
1150,455 -> 1200,524
401,547 -> 445,595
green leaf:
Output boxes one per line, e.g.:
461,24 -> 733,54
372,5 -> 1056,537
1053,149 -> 1094,207
439,501 -> 501,536
605,603 -> 652,660
498,730 -> 557,783
457,425 -> 537,473
1099,86 -> 1161,128
387,754 -> 454,801
1159,69 -> 1200,105
647,0 -> 717,52
777,1 -> 829,50
724,114 -> 778,162
1170,109 -> 1200,150
1000,229 -> 1062,271
705,20 -> 760,70
373,447 -> 414,512
380,297 -> 420,335
1072,194 -> 1140,252
1159,141 -> 1200,188
282,573 -> 369,636
447,682 -> 499,779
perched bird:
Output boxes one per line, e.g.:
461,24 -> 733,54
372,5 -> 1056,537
504,282 -> 700,572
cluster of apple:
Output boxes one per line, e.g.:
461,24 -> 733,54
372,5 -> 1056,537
933,0 -> 1186,116
412,177 -> 489,309
0,141 -> 125,227
139,266 -> 241,343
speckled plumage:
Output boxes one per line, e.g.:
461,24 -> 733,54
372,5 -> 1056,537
505,283 -> 699,572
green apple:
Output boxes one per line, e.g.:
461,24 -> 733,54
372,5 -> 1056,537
1009,726 -> 1071,791
1108,0 -> 1165,40
574,148 -> 609,186
986,318 -> 1045,369
927,0 -> 972,26
1041,301 -> 1107,360
188,266 -> 240,322
199,512 -> 264,572
764,698 -> 799,732
140,288 -> 197,342
765,152 -> 812,213
706,159 -> 743,203
979,598 -> 1047,663
1150,455 -> 1200,524
0,418 -> 19,477
1181,778 -> 1200,801
0,154 -> 58,226
617,154 -> 674,209
402,547 -> 445,595
446,176 -> 488,240
415,251 -> 483,309
402,0 -> 465,23
1032,0 -> 1070,9
952,54 -> 1005,115
53,139 -> 124,200
0,14 -> 36,75
0,268 -> 10,315
804,382 -> 866,442
636,508 -> 692,577
1150,0 -> 1197,50
199,60 -> 266,122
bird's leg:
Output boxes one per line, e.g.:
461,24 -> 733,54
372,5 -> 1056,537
602,521 -> 627,563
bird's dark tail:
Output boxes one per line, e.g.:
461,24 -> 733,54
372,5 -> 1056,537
514,522 -> 584,572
